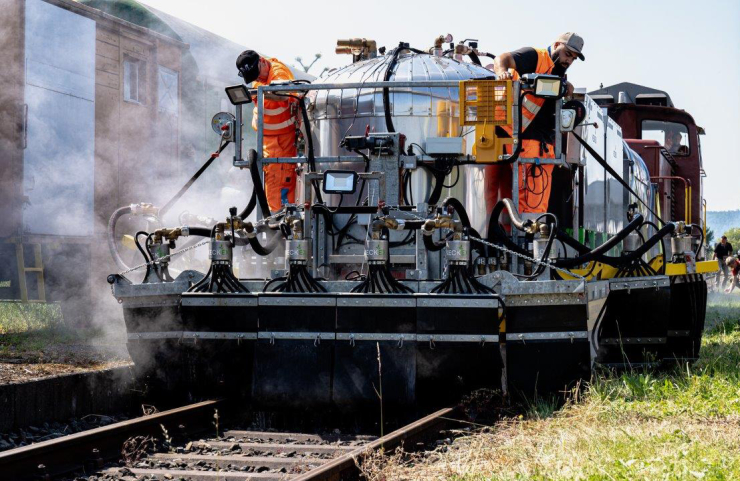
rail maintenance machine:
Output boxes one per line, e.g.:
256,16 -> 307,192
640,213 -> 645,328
107,38 -> 715,410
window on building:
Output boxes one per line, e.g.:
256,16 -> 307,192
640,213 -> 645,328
158,66 -> 179,115
123,57 -> 145,104
641,120 -> 690,156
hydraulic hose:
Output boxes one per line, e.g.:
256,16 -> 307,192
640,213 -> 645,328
107,206 -> 133,271
552,214 -> 647,268
467,51 -> 481,66
689,224 -> 704,258
486,200 -> 530,257
246,229 -> 283,256
382,44 -> 427,133
187,227 -> 212,237
239,190 -> 257,220
248,152 -> 272,219
499,90 -> 527,165
382,46 -> 402,133
500,198 -> 528,231
297,96 -> 323,204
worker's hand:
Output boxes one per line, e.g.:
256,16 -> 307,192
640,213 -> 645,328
564,81 -> 574,97
497,70 -> 513,81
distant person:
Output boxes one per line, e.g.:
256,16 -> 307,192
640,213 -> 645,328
236,50 -> 299,213
725,257 -> 740,294
714,235 -> 734,287
664,127 -> 688,155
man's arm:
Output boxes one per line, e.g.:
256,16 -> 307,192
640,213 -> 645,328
493,52 -> 517,80
726,272 -> 738,293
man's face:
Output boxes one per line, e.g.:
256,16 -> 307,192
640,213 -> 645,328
722,238 -> 727,245
551,43 -> 579,71
257,58 -> 269,81
666,131 -> 681,148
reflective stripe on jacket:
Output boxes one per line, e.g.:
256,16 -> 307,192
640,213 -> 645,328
503,48 -> 555,134
251,58 -> 297,136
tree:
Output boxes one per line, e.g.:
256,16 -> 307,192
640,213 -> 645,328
723,227 -> 740,252
705,227 -> 715,247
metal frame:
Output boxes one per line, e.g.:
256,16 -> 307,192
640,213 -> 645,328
229,78 -> 570,277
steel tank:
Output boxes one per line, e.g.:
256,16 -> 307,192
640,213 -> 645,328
309,52 -> 496,234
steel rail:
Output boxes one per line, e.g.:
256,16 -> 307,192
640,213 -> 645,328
0,399 -> 221,480
294,406 -> 456,481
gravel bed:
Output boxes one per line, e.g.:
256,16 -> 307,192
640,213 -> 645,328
0,413 -> 133,452
63,427 -> 374,481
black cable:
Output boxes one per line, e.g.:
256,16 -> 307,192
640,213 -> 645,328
572,131 -> 665,225
134,231 -> 151,264
442,164 -> 461,189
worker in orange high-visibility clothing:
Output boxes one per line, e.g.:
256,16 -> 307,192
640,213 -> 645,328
489,33 -> 585,214
236,50 -> 299,213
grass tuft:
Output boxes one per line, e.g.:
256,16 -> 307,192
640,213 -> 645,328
360,294 -> 740,480
0,301 -> 63,335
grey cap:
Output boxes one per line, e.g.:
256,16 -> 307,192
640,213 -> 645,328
556,32 -> 585,61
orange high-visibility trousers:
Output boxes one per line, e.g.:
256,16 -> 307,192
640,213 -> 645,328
262,133 -> 297,213
484,140 -> 555,214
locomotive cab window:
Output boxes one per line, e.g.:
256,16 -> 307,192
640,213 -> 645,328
641,120 -> 690,156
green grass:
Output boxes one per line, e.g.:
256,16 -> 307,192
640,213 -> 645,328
361,294 -> 740,481
0,302 -> 63,335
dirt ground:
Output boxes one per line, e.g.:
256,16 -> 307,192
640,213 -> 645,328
0,334 -> 131,384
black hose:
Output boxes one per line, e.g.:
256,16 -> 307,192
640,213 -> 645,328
689,224 -> 704,258
160,139 -> 231,217
423,232 -> 446,252
297,97 -> 323,204
553,214 -> 644,268
239,190 -> 257,220
247,230 -> 282,256
382,45 -> 403,133
498,90 -> 527,165
643,220 -> 666,275
134,231 -> 151,263
350,263 -> 413,294
249,151 -> 272,219
107,206 -> 133,272
486,200 -> 530,257
467,51 -> 481,66
426,168 -> 447,206
554,221 -> 675,269
187,227 -> 213,237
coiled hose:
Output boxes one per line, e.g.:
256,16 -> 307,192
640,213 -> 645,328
107,206 -> 133,272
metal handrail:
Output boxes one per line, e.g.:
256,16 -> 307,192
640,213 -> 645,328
652,175 -> 691,224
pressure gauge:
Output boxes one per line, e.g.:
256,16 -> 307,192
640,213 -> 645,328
211,112 -> 236,140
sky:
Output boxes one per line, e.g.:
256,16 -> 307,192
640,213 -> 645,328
142,0 -> 740,211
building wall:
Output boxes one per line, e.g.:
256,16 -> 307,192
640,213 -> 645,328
0,0 -> 25,238
0,0 -> 187,325
93,22 -> 183,233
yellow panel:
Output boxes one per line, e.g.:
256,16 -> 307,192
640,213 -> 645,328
459,80 -> 512,126
665,260 -> 719,276
459,80 -> 513,163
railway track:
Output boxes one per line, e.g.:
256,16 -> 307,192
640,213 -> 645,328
0,401 -> 456,480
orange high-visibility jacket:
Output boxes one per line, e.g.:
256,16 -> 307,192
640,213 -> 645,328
503,48 -> 555,134
251,58 -> 298,136
250,59 -> 299,212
